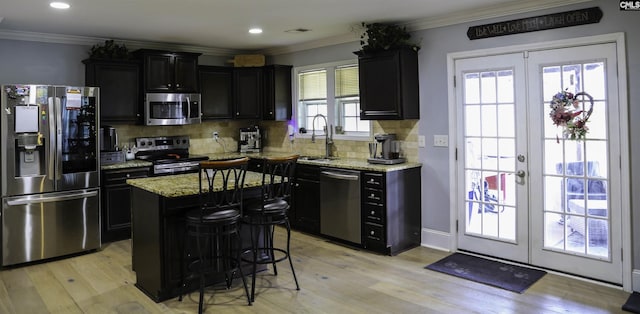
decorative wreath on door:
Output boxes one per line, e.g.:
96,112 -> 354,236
549,89 -> 594,141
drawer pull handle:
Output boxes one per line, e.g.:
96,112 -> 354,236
370,211 -> 375,215
370,231 -> 375,235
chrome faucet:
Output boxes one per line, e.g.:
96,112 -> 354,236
311,114 -> 333,158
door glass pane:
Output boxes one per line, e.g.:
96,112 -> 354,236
463,68 -> 516,242
60,88 -> 97,173
541,61 -> 610,260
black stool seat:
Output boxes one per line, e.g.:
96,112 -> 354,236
185,208 -> 241,223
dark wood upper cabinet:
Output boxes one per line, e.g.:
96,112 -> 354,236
199,65 -> 233,120
231,65 -> 293,121
135,49 -> 201,93
232,67 -> 263,119
263,65 -> 292,121
83,59 -> 141,123
357,47 -> 419,120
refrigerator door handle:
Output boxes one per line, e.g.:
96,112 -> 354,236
48,96 -> 56,179
6,190 -> 98,206
55,96 -> 63,180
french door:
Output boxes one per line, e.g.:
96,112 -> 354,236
455,42 -> 623,284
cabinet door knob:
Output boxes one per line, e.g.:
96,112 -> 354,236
370,231 -> 375,235
236,112 -> 240,115
370,210 -> 375,215
126,174 -> 130,178
176,83 -> 180,87
168,83 -> 172,87
370,193 -> 375,198
269,111 -> 273,115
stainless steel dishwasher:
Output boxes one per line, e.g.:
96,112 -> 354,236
320,168 -> 361,244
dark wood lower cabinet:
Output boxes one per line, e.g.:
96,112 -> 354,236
101,167 -> 149,243
362,167 -> 421,255
292,164 -> 320,234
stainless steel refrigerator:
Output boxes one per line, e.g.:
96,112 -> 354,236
1,84 -> 100,267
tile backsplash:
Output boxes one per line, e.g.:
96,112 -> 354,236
111,119 -> 419,163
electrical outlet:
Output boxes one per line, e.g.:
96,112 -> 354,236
212,131 -> 219,139
433,135 -> 449,147
418,135 -> 426,148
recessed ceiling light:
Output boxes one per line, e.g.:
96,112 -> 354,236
248,28 -> 263,34
50,2 -> 71,9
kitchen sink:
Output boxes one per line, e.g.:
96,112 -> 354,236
299,156 -> 338,162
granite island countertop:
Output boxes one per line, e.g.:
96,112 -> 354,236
127,171 -> 267,198
101,159 -> 153,170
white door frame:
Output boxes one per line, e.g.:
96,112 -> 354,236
446,32 -> 631,291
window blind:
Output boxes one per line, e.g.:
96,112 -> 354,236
335,65 -> 359,98
299,70 -> 327,101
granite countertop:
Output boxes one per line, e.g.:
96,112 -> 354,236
127,171 -> 267,198
101,159 -> 153,170
110,152 -> 420,176
206,152 -> 422,172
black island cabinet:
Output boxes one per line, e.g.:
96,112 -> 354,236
129,175 -> 264,302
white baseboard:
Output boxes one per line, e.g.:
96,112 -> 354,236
421,228 -> 452,251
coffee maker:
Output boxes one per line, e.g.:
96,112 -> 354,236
367,133 -> 406,165
238,126 -> 262,153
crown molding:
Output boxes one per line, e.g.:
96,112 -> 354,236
0,29 -> 241,56
263,0 -> 594,56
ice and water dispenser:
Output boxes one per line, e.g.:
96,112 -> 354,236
13,104 -> 46,177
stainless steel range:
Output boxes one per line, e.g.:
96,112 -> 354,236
134,136 -> 208,176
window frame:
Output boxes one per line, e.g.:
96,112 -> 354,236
293,60 -> 371,141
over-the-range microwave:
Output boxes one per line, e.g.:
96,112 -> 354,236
144,93 -> 201,126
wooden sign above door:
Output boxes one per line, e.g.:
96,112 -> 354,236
467,7 -> 603,40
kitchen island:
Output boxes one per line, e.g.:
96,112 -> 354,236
127,171 -> 266,302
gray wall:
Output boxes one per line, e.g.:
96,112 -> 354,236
1,0 -> 638,275
0,40 -> 89,85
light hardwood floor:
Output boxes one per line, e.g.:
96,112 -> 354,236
0,228 -> 631,313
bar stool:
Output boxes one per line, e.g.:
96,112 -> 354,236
242,155 -> 300,302
180,157 -> 252,312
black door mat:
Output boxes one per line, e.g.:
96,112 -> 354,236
425,253 -> 546,293
623,292 -> 640,313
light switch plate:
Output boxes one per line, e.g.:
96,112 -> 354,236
433,135 -> 449,147
418,135 -> 425,148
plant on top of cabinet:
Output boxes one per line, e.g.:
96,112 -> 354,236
357,22 -> 420,54
89,39 -> 131,60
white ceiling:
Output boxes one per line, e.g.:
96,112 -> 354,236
0,0 -> 591,55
